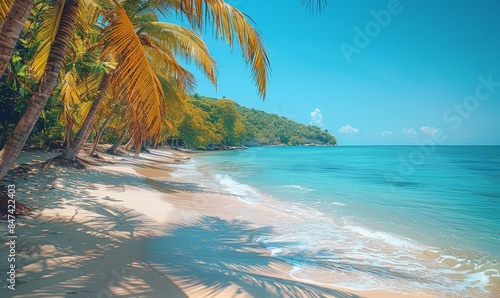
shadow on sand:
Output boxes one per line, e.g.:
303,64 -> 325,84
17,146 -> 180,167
146,216 -> 360,298
1,151 -> 357,297
0,158 -> 197,297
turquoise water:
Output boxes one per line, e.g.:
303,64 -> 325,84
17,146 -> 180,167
176,146 -> 500,295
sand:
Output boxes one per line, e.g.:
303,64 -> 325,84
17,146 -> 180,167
0,148 -> 483,297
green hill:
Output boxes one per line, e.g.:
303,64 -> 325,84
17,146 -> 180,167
177,95 -> 336,148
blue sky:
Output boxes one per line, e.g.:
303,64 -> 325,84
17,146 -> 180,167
172,0 -> 500,145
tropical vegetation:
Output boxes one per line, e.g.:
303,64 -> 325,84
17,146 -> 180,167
0,0 -> 270,180
0,0 -> 330,181
170,95 -> 337,148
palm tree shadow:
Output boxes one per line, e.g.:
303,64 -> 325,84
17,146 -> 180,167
146,216 -> 360,298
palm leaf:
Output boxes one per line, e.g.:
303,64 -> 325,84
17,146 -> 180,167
74,0 -> 102,38
139,33 -> 196,89
156,72 -> 187,134
76,100 -> 94,124
0,0 -> 15,23
28,0 -> 65,80
169,0 -> 270,98
141,21 -> 217,86
59,68 -> 81,126
104,2 -> 168,144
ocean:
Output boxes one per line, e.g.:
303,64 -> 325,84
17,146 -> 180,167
165,146 -> 500,296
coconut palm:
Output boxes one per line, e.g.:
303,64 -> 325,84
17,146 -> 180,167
61,0 -> 217,160
62,0 -> 271,161
0,0 -> 79,180
57,21 -> 111,147
0,0 -> 271,179
0,0 -> 35,77
87,100 -> 118,157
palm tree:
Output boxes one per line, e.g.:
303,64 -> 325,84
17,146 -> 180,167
0,0 -> 271,179
57,20 -> 109,147
61,0 -> 216,160
0,0 -> 79,180
106,122 -> 130,154
61,0 -> 271,161
0,0 -> 35,77
87,103 -> 115,157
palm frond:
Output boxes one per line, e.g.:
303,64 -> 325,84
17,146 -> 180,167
142,21 -> 217,86
139,34 -> 196,89
104,2 -> 167,144
59,68 -> 80,126
0,0 -> 15,24
157,72 -> 187,134
28,0 -> 65,80
76,100 -> 94,124
170,0 -> 270,99
75,0 -> 102,38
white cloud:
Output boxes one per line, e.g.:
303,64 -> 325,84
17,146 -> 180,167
339,125 -> 359,134
381,131 -> 393,137
420,126 -> 439,136
310,108 -> 324,127
402,128 -> 417,137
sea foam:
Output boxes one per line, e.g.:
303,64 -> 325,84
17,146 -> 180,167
214,174 -> 262,204
188,147 -> 500,297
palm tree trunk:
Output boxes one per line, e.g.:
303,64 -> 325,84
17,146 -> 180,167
62,73 -> 110,160
63,122 -> 73,147
134,140 -> 142,157
125,133 -> 134,150
88,113 -> 112,157
0,0 -> 34,78
0,0 -> 78,181
107,122 -> 129,154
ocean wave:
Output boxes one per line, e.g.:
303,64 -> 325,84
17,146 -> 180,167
281,184 -> 314,192
331,202 -> 346,206
215,174 -> 261,204
192,153 -> 500,296
345,225 -> 426,251
254,215 -> 499,296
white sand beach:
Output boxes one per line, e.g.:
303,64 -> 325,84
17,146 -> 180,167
0,148 -> 474,297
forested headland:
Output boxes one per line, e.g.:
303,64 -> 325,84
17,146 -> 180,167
170,94 -> 336,148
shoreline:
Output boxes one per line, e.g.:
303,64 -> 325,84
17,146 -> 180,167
0,147 -> 496,297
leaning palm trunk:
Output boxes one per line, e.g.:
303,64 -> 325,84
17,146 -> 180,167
62,73 -> 111,160
63,122 -> 73,147
107,122 -> 129,155
0,0 -> 79,181
135,141 -> 141,157
135,140 -> 149,157
124,133 -> 134,150
0,0 -> 34,78
88,113 -> 112,157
